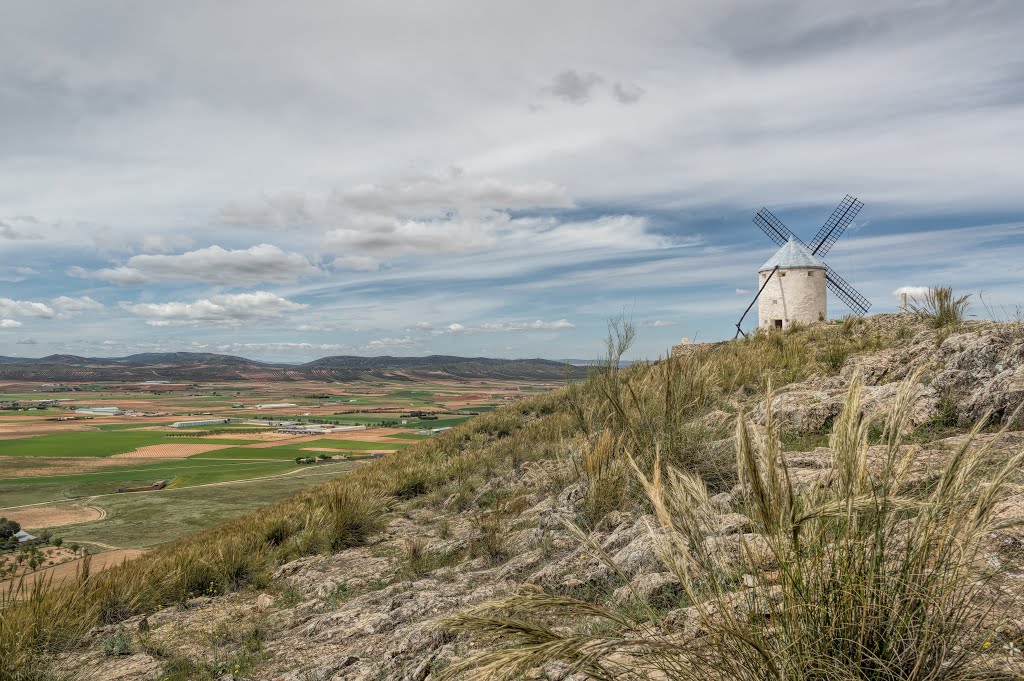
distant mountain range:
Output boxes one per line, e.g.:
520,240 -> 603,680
0,352 -> 588,382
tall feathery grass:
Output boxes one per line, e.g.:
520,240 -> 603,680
910,286 -> 971,330
442,371 -> 1024,680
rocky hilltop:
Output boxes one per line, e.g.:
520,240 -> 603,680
10,313 -> 1024,680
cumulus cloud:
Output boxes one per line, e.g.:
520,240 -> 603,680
443,323 -> 466,334
0,319 -> 23,328
367,336 -> 416,349
640,320 -> 676,327
51,296 -> 104,318
68,265 -> 150,286
321,170 -> 577,256
892,285 -> 930,299
331,255 -> 381,272
406,321 -> 433,331
126,244 -> 321,286
121,291 -> 307,326
0,298 -> 55,319
70,244 -> 322,287
0,267 -> 38,283
736,288 -> 753,295
325,214 -> 498,255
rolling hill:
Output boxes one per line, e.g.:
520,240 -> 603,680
0,352 -> 587,382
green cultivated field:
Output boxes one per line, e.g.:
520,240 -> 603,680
54,465 -> 359,548
0,459 -> 297,507
191,439 -> 408,461
0,431 -> 254,457
0,377 -> 555,553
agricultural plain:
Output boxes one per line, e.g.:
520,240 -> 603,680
0,376 -> 556,584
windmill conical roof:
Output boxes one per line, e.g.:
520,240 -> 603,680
759,237 -> 826,272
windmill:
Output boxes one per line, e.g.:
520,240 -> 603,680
735,194 -> 870,338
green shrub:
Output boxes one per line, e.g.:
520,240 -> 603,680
101,628 -> 133,657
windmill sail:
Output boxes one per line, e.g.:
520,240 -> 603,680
748,197 -> 872,324
753,207 -> 799,247
825,265 -> 871,315
809,194 -> 863,257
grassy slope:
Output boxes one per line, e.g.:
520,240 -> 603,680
0,315 -> 953,679
57,465 -> 358,548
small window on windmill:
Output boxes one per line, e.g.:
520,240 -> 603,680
774,319 -> 783,329
779,272 -> 786,277
808,271 -> 814,277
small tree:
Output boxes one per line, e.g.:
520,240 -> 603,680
0,517 -> 21,540
52,537 -> 63,548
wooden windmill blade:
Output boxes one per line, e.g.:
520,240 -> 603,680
753,207 -> 802,247
809,194 -> 863,257
824,265 -> 871,315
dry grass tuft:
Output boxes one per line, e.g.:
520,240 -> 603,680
443,370 -> 1024,680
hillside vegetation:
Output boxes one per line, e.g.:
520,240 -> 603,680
3,305 -> 1024,680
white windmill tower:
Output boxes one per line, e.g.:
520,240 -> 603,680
757,238 -> 827,331
734,195 -> 871,337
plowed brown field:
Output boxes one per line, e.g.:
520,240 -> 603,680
109,443 -> 233,459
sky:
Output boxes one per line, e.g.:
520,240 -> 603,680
1,1 -> 1023,362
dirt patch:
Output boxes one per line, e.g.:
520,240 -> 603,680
1,549 -> 147,594
109,443 -> 233,459
2,504 -> 105,529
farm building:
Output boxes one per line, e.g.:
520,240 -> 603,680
245,419 -> 297,427
13,530 -> 36,544
275,424 -> 368,434
418,426 -> 453,436
254,403 -> 297,409
75,406 -> 124,416
171,418 -> 230,428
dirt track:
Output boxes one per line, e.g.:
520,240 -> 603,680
2,503 -> 105,529
1,549 -> 147,594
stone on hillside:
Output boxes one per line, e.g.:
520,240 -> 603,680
715,513 -> 752,536
702,533 -> 773,571
613,571 -> 682,608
